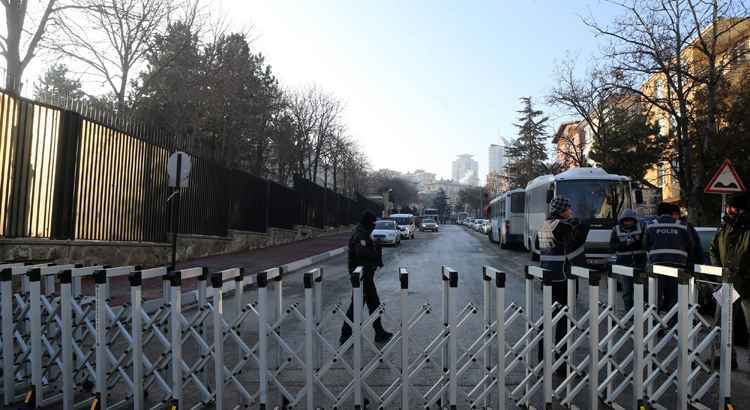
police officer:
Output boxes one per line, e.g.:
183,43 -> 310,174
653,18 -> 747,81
536,196 -> 588,362
643,202 -> 696,314
340,211 -> 393,345
610,208 -> 647,311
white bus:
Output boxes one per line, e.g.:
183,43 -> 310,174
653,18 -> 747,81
524,168 -> 641,268
488,188 -> 525,248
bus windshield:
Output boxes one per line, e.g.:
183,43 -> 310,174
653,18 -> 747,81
556,180 -> 631,225
392,216 -> 413,226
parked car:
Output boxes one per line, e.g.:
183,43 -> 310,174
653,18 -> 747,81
371,220 -> 401,246
420,218 -> 439,232
480,219 -> 491,234
391,213 -> 416,239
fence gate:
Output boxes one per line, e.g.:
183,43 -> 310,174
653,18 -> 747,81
0,259 -> 736,409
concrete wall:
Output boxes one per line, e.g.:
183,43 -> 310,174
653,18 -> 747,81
0,225 -> 353,267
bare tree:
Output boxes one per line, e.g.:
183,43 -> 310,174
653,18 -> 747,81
311,88 -> 342,185
51,0 -> 196,111
1,0 -> 83,93
582,0 -> 748,222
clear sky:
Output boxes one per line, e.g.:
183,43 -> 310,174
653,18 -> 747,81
222,1 -> 623,181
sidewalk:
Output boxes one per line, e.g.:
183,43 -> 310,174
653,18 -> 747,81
86,231 -> 351,304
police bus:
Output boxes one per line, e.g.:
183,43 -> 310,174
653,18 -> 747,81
524,167 -> 642,267
488,188 -> 525,248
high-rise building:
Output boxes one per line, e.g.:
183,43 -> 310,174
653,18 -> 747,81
488,136 -> 510,174
452,154 -> 479,186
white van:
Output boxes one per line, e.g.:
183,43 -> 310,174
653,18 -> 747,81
390,213 -> 416,239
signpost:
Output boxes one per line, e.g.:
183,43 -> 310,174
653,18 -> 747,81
705,159 -> 746,222
167,152 -> 192,269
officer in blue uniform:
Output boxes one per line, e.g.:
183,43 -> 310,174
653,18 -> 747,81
644,202 -> 696,314
609,208 -> 647,311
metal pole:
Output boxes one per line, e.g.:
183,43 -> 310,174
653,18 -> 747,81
442,266 -> 449,407
647,275 -> 658,401
400,268 -> 410,410
211,274 -> 224,410
495,271 -> 506,410
352,269 -> 363,407
198,269 -> 209,404
94,270 -> 108,409
633,270 -> 645,409
719,274 -> 733,406
60,271 -> 73,410
542,273 -> 553,408
448,269 -> 458,409
258,271 -> 269,408
171,154 -> 182,270
29,269 -> 43,407
567,275 -> 576,399
524,270 -> 533,407
129,271 -> 144,410
304,273 -> 315,410
677,271 -> 689,410
482,267 -> 491,410
170,271 -> 183,409
589,271 -> 600,410
721,193 -> 726,223
606,273 -> 615,402
1,269 -> 14,406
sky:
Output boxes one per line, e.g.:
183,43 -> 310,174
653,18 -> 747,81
219,0 -> 623,181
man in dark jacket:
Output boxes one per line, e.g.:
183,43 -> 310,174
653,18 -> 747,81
536,196 -> 588,362
340,211 -> 393,345
644,202 -> 696,314
672,204 -> 705,265
710,193 -> 750,359
610,208 -> 647,311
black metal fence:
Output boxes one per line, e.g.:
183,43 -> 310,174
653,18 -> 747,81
0,90 -> 382,242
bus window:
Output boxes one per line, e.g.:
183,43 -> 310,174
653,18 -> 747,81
510,192 -> 524,213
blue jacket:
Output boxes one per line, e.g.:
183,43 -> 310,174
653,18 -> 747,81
610,209 -> 647,268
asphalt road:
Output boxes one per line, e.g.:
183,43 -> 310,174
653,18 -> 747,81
30,224 -> 750,409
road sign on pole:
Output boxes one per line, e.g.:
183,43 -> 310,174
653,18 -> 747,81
705,159 -> 746,194
167,151 -> 191,188
705,159 -> 746,222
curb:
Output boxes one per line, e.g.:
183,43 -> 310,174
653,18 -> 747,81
280,246 -> 347,273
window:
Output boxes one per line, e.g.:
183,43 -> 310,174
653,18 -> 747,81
657,163 -> 666,187
510,192 -> 525,213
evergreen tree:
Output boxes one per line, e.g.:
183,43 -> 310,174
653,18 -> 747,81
589,106 -> 665,183
432,188 -> 449,217
33,64 -> 84,101
505,97 -> 549,188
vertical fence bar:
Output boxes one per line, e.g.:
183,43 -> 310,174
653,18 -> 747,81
400,267 -> 410,410
482,268 -> 491,410
211,274 -> 224,410
1,269 -> 13,406
258,271 -> 269,409
352,268 -> 363,408
606,273 -> 615,403
198,269 -> 209,404
441,266 -> 449,408
304,272 -> 315,410
647,275 -> 657,401
129,271 -> 144,410
566,275 -> 576,399
677,271 -> 689,410
28,268 -> 43,406
542,272 -> 553,408
633,270 -> 645,410
719,273 -> 733,407
273,269 -> 283,380
589,271 -> 600,410
314,268 -> 323,372
94,270 -> 108,409
448,269 -> 458,409
60,270 -> 73,410
495,270 -> 506,410
169,271 -> 183,409
524,269 -> 534,407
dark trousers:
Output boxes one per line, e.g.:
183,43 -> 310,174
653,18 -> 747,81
538,279 -> 568,362
658,276 -> 678,313
341,268 -> 385,338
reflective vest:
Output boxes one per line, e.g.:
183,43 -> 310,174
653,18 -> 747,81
645,217 -> 692,267
612,224 -> 647,267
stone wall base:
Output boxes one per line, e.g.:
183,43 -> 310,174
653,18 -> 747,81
0,225 -> 353,267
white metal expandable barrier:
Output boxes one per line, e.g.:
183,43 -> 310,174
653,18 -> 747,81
0,259 -> 737,409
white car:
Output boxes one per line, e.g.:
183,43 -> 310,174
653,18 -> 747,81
391,213 -> 416,239
371,220 -> 401,246
480,219 -> 491,234
420,218 -> 439,232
